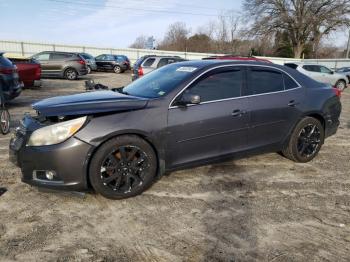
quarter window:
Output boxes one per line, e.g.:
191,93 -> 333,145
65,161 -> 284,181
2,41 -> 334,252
283,74 -> 299,90
248,69 -> 284,95
184,68 -> 242,102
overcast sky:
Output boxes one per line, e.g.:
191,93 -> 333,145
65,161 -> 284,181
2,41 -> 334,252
0,0 -> 243,48
0,0 -> 347,49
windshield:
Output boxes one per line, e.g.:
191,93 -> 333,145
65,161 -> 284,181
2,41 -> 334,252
122,63 -> 198,98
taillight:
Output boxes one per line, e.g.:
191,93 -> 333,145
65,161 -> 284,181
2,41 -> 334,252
0,67 -> 15,74
332,87 -> 342,98
138,66 -> 144,76
78,59 -> 86,65
35,66 -> 41,78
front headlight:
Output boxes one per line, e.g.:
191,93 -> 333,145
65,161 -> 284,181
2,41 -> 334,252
27,116 -> 87,146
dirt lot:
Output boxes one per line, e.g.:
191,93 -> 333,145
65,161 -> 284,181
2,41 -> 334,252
0,72 -> 349,262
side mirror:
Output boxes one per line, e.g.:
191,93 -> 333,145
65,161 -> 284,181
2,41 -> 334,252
330,71 -> 334,74
178,94 -> 201,106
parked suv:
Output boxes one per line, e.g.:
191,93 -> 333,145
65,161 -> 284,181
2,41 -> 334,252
95,54 -> 130,74
79,53 -> 97,74
285,63 -> 348,91
132,55 -> 186,81
10,61 -> 341,199
0,52 -> 23,101
32,51 -> 88,80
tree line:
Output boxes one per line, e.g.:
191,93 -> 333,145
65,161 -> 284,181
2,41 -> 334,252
129,0 -> 350,59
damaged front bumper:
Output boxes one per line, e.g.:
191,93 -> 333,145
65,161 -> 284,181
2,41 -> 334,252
9,114 -> 94,191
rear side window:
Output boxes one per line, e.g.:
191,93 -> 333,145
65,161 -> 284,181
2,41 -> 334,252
303,65 -> 320,72
247,68 -> 284,95
0,55 -> 13,67
33,53 -> 50,61
50,53 -> 72,60
143,58 -> 155,67
184,68 -> 242,102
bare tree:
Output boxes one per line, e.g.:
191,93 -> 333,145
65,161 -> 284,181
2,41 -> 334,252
129,35 -> 148,49
243,0 -> 350,58
159,22 -> 190,51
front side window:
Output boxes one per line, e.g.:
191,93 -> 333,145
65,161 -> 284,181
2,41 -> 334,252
247,68 -> 284,95
183,68 -> 242,102
157,58 -> 169,68
95,55 -> 105,60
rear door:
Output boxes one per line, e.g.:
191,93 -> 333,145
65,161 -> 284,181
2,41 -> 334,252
246,66 -> 305,147
302,65 -> 324,82
167,66 -> 250,168
32,52 -> 50,75
48,53 -> 72,75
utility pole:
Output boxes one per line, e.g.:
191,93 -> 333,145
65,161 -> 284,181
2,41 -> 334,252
346,29 -> 350,59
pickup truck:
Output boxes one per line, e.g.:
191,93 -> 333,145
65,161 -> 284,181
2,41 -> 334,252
7,56 -> 41,88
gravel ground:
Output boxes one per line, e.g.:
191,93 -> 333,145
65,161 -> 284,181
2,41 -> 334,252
0,72 -> 349,262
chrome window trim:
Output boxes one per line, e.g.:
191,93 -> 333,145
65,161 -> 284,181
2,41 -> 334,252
168,64 -> 302,109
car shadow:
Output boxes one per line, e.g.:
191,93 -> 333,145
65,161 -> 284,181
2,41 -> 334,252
198,162 -> 260,261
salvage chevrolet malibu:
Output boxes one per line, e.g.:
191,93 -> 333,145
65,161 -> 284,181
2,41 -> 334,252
9,61 -> 341,199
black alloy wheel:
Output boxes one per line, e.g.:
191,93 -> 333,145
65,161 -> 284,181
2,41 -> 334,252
297,124 -> 321,158
89,135 -> 157,199
100,145 -> 149,193
282,117 -> 324,163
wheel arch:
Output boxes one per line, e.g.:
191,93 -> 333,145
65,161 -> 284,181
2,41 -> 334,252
85,131 -> 164,189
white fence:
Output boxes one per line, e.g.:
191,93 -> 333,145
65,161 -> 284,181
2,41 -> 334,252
1,40 -> 350,69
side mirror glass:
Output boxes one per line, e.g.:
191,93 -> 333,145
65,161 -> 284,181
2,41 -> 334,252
178,94 -> 201,106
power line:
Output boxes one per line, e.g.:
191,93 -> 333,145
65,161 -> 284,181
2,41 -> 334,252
48,0 -> 235,17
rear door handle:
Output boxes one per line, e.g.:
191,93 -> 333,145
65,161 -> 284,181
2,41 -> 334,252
288,100 -> 299,107
232,109 -> 247,117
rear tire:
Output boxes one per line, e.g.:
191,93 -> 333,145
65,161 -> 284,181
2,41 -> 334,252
64,68 -> 78,80
89,135 -> 157,199
282,117 -> 324,163
335,80 -> 346,91
113,65 -> 121,74
0,109 -> 10,135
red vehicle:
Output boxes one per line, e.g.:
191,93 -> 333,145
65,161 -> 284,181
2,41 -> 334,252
7,57 -> 41,88
203,55 -> 272,63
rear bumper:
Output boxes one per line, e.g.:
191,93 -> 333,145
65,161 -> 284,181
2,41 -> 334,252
78,68 -> 88,76
3,81 -> 23,100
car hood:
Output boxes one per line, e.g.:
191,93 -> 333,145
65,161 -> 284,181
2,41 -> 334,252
32,91 -> 149,117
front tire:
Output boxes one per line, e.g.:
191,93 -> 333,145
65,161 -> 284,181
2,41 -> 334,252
282,117 -> 324,163
64,68 -> 78,80
89,135 -> 157,199
87,66 -> 91,74
335,80 -> 346,91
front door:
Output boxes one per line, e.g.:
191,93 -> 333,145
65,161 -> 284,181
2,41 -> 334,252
166,66 -> 250,168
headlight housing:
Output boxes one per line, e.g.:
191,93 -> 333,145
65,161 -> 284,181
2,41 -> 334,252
27,116 -> 87,146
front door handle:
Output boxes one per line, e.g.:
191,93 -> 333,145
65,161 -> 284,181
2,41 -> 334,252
288,100 -> 299,107
232,109 -> 247,117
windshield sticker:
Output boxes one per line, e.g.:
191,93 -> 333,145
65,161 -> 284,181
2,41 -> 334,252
176,67 -> 197,73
